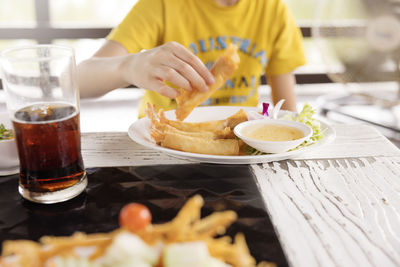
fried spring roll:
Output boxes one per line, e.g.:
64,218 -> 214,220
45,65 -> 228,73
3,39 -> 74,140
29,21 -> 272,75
152,123 -> 216,139
148,105 -> 234,139
156,131 -> 240,156
175,44 -> 240,121
160,108 -> 247,132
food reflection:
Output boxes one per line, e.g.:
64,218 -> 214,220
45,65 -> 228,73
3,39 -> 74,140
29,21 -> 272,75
0,195 -> 275,267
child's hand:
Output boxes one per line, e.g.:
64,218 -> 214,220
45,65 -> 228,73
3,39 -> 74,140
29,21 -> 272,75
122,42 -> 215,98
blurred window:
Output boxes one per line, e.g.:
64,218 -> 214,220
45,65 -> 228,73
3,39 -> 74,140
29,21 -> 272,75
284,0 -> 366,23
53,39 -> 105,63
297,37 -> 326,74
0,40 -> 37,51
0,0 -> 341,81
0,0 -> 35,27
284,0 -> 368,74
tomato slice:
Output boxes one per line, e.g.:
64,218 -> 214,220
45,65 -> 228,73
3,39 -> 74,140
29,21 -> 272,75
119,203 -> 152,232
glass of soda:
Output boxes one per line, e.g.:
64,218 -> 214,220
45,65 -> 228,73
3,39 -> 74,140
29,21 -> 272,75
0,45 -> 87,204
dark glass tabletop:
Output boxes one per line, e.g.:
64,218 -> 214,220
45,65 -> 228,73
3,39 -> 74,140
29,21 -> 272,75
0,164 -> 288,267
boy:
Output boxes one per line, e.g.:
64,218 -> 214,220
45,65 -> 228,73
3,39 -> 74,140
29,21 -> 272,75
77,0 -> 306,117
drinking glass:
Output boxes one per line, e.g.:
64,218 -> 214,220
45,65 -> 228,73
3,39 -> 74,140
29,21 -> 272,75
0,45 -> 87,204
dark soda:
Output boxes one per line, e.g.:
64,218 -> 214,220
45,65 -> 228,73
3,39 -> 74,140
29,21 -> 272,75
12,103 -> 85,193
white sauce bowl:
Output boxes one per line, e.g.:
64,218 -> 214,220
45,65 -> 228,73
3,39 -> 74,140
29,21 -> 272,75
0,113 -> 19,174
234,119 -> 313,153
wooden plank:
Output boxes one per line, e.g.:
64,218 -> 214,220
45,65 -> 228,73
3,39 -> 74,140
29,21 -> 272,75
261,73 -> 332,85
251,156 -> 400,267
81,132 -> 193,168
294,123 -> 400,160
0,25 -> 366,41
0,28 -> 112,40
0,25 -> 368,41
81,124 -> 400,168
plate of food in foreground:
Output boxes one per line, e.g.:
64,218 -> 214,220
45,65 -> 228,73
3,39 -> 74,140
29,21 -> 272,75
128,105 -> 336,164
0,195 -> 275,267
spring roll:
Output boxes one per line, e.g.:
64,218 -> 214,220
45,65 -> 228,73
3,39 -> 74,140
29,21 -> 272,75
175,44 -> 240,121
153,130 -> 240,156
159,108 -> 247,133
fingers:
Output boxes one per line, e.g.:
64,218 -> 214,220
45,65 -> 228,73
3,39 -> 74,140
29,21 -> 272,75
173,43 -> 215,86
154,66 -> 192,92
149,79 -> 180,98
126,42 -> 216,98
164,42 -> 215,92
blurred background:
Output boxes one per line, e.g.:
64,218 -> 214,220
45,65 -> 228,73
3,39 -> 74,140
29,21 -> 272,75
1,0 -> 400,143
0,0 -> 326,69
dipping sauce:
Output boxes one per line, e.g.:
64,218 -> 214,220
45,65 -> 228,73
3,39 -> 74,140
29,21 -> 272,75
243,124 -> 304,142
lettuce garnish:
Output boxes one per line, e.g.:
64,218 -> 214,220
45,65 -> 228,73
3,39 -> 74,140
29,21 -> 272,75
0,123 -> 13,141
282,103 -> 324,149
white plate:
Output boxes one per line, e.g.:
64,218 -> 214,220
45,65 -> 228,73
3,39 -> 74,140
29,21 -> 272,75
0,167 -> 19,176
128,106 -> 336,164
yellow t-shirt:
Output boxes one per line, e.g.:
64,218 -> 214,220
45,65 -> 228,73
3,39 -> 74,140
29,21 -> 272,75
108,0 -> 306,117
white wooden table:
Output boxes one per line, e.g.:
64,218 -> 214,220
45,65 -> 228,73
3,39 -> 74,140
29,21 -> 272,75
81,123 -> 400,267
251,134 -> 400,267
2,87 -> 400,267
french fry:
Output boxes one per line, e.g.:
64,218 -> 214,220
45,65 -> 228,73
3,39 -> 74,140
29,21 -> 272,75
233,233 -> 257,267
0,195 -> 275,267
1,240 -> 41,267
192,211 -> 238,237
